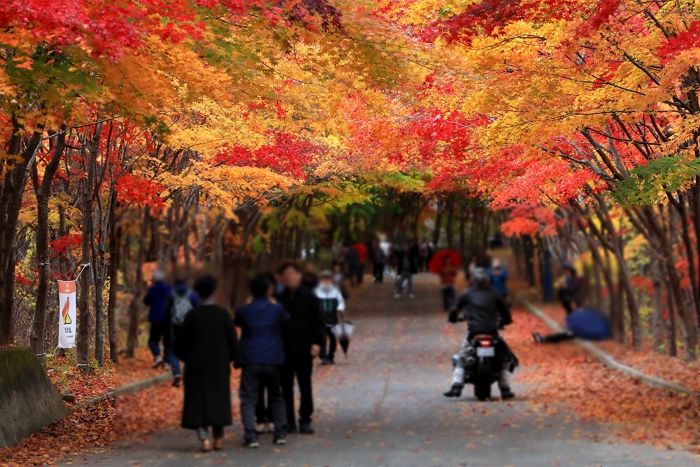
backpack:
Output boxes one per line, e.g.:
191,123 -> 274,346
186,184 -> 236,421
171,292 -> 193,326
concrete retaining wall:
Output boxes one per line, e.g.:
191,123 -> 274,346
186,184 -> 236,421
0,347 -> 67,448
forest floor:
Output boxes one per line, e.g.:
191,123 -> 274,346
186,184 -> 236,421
13,273 -> 691,466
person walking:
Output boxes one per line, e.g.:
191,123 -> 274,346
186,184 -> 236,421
175,276 -> 238,452
164,277 -> 199,387
371,241 -> 386,284
277,261 -> 326,434
353,242 -> 368,284
345,243 -> 362,287
314,271 -> 346,365
144,270 -> 173,369
489,259 -> 509,298
394,242 -> 419,298
235,274 -> 290,448
439,256 -> 458,311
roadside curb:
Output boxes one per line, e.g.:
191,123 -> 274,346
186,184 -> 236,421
75,373 -> 171,410
517,297 -> 700,403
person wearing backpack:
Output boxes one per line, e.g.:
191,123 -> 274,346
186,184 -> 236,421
166,277 -> 200,387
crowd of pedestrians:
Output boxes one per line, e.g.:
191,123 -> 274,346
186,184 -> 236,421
142,258 -> 352,452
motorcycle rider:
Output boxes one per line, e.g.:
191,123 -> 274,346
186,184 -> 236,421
443,267 -> 517,400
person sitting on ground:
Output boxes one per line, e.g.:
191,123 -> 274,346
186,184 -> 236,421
165,276 -> 199,387
144,270 -> 173,369
557,265 -> 584,315
175,276 -> 238,452
440,257 -> 458,312
314,270 -> 347,365
533,305 -> 611,344
235,273 -> 290,448
443,267 -> 517,400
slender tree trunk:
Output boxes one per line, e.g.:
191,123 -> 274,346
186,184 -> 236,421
30,127 -> 66,360
125,209 -> 148,358
77,122 -> 102,367
432,200 -> 442,247
107,222 -> 120,363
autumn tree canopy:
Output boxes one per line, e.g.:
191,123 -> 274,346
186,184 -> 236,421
1,0 -> 699,360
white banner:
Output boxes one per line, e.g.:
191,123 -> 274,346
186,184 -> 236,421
57,280 -> 77,349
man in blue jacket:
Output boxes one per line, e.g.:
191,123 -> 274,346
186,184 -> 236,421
533,306 -> 611,343
235,274 -> 290,448
144,270 -> 172,368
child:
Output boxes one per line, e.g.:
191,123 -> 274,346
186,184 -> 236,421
314,270 -> 346,365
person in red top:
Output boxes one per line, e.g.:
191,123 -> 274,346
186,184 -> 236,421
352,242 -> 368,284
440,256 -> 458,311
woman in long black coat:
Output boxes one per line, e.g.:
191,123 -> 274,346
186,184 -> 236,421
174,276 -> 238,452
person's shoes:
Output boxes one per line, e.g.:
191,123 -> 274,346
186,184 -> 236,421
200,438 -> 213,452
172,375 -> 182,387
320,358 -> 330,366
500,388 -> 516,400
286,423 -> 298,434
151,356 -> 163,369
243,438 -> 259,449
213,437 -> 224,451
443,385 -> 463,398
532,333 -> 544,343
299,422 -> 314,434
409,294 -> 415,299
394,293 -> 401,298
273,433 -> 287,445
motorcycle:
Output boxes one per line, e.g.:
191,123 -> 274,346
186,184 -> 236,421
453,333 -> 501,401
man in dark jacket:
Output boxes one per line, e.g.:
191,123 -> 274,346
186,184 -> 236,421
277,261 -> 326,434
394,242 -> 420,298
236,274 -> 290,447
144,270 -> 173,368
444,268 -> 516,399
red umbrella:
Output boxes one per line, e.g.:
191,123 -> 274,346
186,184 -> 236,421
429,248 -> 462,274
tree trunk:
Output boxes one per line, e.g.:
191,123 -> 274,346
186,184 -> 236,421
125,209 -> 148,359
77,123 -> 102,367
30,127 -> 66,360
0,124 -> 41,345
107,221 -> 120,363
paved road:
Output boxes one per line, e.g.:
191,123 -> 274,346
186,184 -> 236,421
66,275 -> 699,466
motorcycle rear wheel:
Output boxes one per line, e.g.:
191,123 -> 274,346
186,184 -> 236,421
474,380 -> 491,401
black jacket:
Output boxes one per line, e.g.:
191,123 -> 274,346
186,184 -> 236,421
450,285 -> 512,335
174,303 -> 238,429
396,245 -> 420,274
278,285 -> 326,355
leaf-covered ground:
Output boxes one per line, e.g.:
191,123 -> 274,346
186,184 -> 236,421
0,348 -> 215,466
509,305 -> 700,454
2,278 -> 699,465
